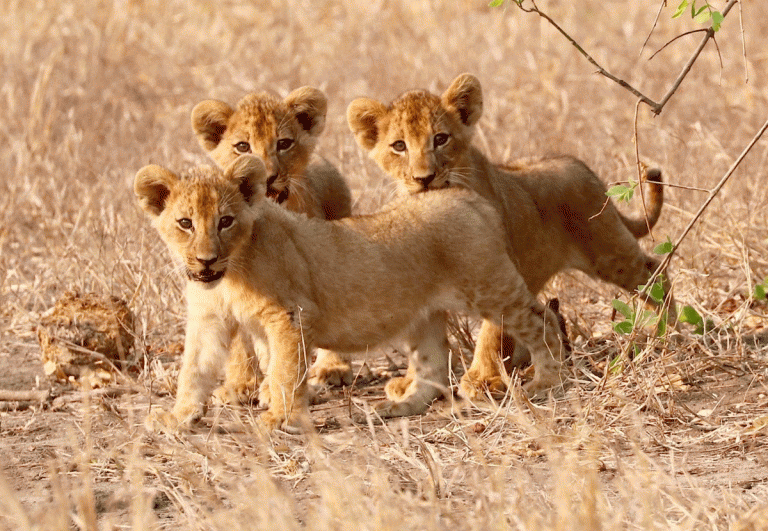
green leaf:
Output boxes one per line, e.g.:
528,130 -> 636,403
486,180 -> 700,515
694,8 -> 711,24
488,0 -> 504,6
612,299 -> 633,319
653,238 -> 674,255
679,305 -> 703,326
711,11 -> 724,31
606,184 -> 634,203
613,321 -> 633,335
672,0 -> 689,18
649,281 -> 666,304
755,283 -> 766,301
636,309 -> 659,329
693,5 -> 708,17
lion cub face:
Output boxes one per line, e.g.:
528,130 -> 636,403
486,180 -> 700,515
347,74 -> 483,193
134,157 -> 265,283
192,88 -> 327,203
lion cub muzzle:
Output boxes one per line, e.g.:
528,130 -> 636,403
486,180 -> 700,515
187,258 -> 225,284
265,173 -> 290,204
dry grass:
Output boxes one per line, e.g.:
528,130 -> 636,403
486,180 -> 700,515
1,0 -> 768,529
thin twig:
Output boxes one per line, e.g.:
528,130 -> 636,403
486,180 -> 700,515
649,29 -> 709,61
0,389 -> 50,402
640,0 -> 668,57
738,0 -> 748,83
656,116 -> 768,274
632,99 -> 653,240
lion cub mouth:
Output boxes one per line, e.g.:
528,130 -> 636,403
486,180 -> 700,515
266,185 -> 290,204
266,175 -> 290,204
187,269 -> 225,283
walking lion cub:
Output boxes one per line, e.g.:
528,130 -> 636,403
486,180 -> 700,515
348,73 -> 674,405
135,155 -> 566,431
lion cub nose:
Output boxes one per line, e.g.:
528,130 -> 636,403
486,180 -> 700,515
196,256 -> 218,268
414,174 -> 436,188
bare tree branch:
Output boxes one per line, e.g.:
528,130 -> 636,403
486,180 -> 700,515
654,0 -> 738,113
515,0 -> 740,115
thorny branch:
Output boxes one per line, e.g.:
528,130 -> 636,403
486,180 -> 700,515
514,0 -> 740,115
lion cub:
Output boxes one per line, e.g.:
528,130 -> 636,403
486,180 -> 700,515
348,73 -> 674,404
135,155 -> 566,431
192,87 -> 354,398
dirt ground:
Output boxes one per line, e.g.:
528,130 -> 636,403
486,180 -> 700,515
2,0 -> 768,529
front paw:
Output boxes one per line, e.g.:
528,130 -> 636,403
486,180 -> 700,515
458,371 -> 506,401
257,409 -> 307,434
144,404 -> 203,433
212,378 -> 259,405
521,372 -> 563,399
384,375 -> 415,401
308,361 -> 354,387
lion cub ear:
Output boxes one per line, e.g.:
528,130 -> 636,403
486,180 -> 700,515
347,98 -> 388,151
441,73 -> 483,128
225,155 -> 267,206
284,87 -> 327,137
191,100 -> 235,152
134,165 -> 178,217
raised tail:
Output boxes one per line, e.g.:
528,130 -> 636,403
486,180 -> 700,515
619,167 -> 664,239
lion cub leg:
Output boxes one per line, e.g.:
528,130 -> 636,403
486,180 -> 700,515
461,275 -> 566,401
213,327 -> 262,405
148,311 -> 235,431
260,316 -> 311,431
308,348 -> 353,387
462,299 -> 569,399
459,320 -> 509,400
504,303 -> 566,396
376,311 -> 451,418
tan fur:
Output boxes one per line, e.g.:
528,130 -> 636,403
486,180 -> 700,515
192,87 -> 354,397
348,73 -> 674,403
135,156 -> 566,431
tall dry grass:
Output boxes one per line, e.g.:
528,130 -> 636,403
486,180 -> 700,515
1,0 -> 767,529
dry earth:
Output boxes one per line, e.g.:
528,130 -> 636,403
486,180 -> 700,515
1,0 -> 768,529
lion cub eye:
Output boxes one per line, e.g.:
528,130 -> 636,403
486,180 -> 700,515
391,140 -> 407,153
234,141 -> 251,153
276,138 -> 294,152
218,216 -> 235,230
433,133 -> 450,149
177,218 -> 193,231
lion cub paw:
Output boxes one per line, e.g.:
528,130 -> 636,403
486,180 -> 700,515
144,405 -> 202,433
257,410 -> 308,435
521,373 -> 563,399
458,372 -> 507,401
384,375 -> 415,402
212,379 -> 259,406
308,361 -> 354,387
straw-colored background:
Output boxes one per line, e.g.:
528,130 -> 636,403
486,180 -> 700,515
1,1 -> 767,529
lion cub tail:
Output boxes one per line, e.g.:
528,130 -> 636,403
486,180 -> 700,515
619,167 -> 664,239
